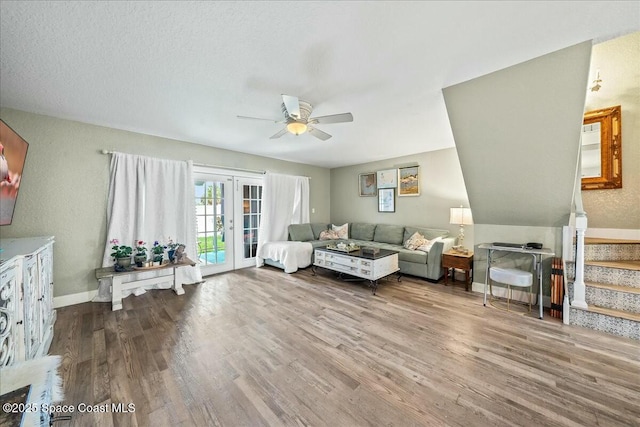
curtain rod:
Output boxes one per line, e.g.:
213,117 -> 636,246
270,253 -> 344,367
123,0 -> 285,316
194,162 -> 266,175
101,150 -> 310,178
101,150 -> 266,175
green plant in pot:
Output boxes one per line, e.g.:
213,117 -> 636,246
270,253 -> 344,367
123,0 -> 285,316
110,239 -> 133,271
152,241 -> 166,264
134,240 -> 148,267
166,238 -> 183,262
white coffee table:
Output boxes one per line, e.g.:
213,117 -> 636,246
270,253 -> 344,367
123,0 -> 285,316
312,247 -> 400,294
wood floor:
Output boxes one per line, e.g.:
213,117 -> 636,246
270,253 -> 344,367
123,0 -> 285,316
50,267 -> 640,427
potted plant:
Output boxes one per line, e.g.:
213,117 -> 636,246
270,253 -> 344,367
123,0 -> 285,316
166,238 -> 183,262
110,239 -> 133,271
151,241 -> 166,264
134,240 -> 148,267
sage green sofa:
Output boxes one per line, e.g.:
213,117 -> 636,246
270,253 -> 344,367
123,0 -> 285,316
264,222 -> 455,281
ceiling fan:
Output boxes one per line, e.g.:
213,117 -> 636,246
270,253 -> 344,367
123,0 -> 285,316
238,94 -> 353,141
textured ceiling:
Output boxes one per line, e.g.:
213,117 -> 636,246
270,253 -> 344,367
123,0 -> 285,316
1,1 -> 638,168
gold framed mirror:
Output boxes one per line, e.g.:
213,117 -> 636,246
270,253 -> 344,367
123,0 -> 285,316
581,105 -> 622,190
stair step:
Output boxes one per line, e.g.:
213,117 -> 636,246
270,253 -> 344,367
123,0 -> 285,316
566,261 -> 640,287
585,260 -> 640,271
579,238 -> 640,262
584,281 -> 640,313
585,281 -> 640,294
570,304 -> 640,340
584,237 -> 640,245
574,304 -> 640,322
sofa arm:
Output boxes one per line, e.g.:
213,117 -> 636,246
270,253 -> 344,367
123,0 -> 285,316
426,237 -> 456,279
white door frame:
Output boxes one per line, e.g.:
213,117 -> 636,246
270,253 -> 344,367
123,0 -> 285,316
233,176 -> 263,269
194,166 -> 263,275
194,172 -> 234,276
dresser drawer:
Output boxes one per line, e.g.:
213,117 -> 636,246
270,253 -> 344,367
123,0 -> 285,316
442,253 -> 473,269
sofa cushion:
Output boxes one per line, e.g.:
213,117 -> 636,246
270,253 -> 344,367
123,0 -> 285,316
403,226 -> 449,243
351,223 -> 377,241
311,223 -> 330,240
397,248 -> 428,264
289,224 -> 314,242
332,223 -> 349,239
374,224 -> 405,245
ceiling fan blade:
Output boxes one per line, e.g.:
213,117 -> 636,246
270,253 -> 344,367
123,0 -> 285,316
308,126 -> 332,141
269,128 -> 289,139
237,115 -> 283,123
309,112 -> 353,124
282,94 -> 301,119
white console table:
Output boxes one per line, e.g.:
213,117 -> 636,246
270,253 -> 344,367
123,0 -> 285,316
478,243 -> 555,319
95,257 -> 196,311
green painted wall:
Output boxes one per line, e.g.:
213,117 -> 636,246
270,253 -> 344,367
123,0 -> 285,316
0,108 -> 331,298
443,41 -> 594,295
330,148 -> 472,246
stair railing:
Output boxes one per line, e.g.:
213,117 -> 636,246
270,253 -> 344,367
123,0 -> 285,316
563,135 -> 589,323
572,212 -> 589,311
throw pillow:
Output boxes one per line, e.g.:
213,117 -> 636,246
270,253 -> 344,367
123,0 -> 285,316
319,229 -> 341,240
416,236 -> 443,253
404,231 -> 428,250
332,223 -> 349,239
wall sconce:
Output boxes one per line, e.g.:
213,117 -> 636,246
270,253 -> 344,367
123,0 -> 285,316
449,206 -> 473,249
590,69 -> 602,92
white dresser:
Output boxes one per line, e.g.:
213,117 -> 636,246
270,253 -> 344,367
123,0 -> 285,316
0,236 -> 56,367
313,248 -> 399,294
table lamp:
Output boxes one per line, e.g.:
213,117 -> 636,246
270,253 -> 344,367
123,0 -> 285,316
449,206 -> 473,250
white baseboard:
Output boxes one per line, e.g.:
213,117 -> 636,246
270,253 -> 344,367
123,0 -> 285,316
53,290 -> 98,308
471,281 -> 551,307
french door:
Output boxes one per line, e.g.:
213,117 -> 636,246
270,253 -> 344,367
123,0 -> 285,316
194,171 -> 262,276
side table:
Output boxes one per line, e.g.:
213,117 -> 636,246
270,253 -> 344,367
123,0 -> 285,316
442,250 -> 473,291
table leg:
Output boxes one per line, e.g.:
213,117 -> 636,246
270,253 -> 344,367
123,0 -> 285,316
111,277 -> 123,311
465,269 -> 470,291
484,250 -> 491,306
444,268 -> 449,285
173,266 -> 185,296
537,255 -> 543,319
370,280 -> 378,295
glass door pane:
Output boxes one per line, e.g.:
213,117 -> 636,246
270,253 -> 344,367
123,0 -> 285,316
234,178 -> 263,269
195,175 -> 234,276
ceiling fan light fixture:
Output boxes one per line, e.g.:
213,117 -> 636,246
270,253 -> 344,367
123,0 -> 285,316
287,121 -> 308,135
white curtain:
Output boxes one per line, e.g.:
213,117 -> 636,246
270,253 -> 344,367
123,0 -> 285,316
94,153 -> 202,302
256,172 -> 310,266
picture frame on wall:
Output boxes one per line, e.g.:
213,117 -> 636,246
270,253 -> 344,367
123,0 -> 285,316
398,165 -> 420,196
376,168 -> 397,188
358,172 -> 377,197
378,188 -> 395,212
0,119 -> 29,226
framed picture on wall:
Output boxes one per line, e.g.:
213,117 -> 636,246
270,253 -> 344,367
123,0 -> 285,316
378,188 -> 395,212
376,168 -> 397,188
398,165 -> 420,196
358,172 -> 377,196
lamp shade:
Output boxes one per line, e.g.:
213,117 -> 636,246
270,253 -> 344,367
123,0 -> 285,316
449,207 -> 473,225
